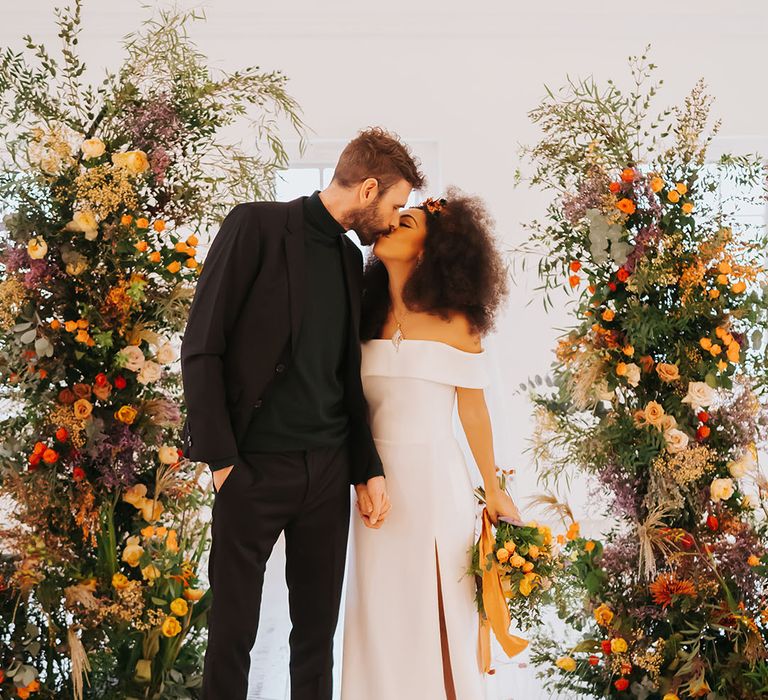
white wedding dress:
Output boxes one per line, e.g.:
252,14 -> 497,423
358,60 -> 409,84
341,338 -> 490,700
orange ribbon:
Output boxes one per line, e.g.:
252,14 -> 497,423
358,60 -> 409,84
478,507 -> 528,673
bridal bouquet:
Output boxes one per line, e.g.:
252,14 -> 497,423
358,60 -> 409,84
469,470 -> 562,672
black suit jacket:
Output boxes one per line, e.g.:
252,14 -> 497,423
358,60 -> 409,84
179,197 -> 383,485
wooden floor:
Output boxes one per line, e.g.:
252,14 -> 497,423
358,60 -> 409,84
243,533 -> 556,700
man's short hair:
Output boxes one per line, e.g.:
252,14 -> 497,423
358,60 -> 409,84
331,127 -> 426,193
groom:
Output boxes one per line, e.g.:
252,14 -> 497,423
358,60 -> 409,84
180,127 -> 425,699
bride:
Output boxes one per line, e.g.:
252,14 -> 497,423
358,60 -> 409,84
341,187 -> 523,699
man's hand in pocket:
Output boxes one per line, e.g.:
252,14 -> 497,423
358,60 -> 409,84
212,464 -> 235,493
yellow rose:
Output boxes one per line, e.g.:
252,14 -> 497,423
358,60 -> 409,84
27,237 -> 48,259
139,497 -> 164,523
522,561 -> 535,573
610,637 -> 628,653
709,289 -> 720,299
141,525 -> 156,539
116,405 -> 138,424
155,526 -> 168,538
170,597 -> 189,616
649,176 -> 664,193
134,658 -> 152,682
509,554 -> 526,568
727,342 -> 740,363
555,656 -> 577,672
141,563 -> 161,581
748,554 -> 761,567
675,182 -> 688,195
166,261 -> 182,274
161,616 -> 182,637
504,540 -> 516,554
644,401 -> 665,428
166,529 -> 179,553
81,137 -> 106,160
121,536 -> 144,567
496,548 -> 510,564
112,572 -> 129,589
123,483 -> 147,507
718,260 -> 732,274
112,150 -> 150,175
656,363 -> 680,383
667,190 -> 680,203
594,603 -> 614,627
615,362 -> 627,377
663,695 -> 680,700
528,545 -> 540,559
73,398 -> 93,420
681,202 -> 694,215
183,587 -> 205,601
185,257 -> 198,269
537,525 -> 552,545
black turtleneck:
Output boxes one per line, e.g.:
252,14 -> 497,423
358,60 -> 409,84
235,190 -> 351,453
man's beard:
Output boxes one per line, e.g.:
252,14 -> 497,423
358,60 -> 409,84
347,205 -> 390,246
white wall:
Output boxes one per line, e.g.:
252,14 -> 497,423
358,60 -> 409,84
4,0 -> 768,524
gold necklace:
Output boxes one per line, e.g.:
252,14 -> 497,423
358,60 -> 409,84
391,307 -> 407,350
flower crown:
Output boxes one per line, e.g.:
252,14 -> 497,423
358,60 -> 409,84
419,197 -> 448,217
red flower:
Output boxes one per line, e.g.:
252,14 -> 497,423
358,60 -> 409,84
697,411 -> 710,423
73,466 -> 85,481
55,427 -> 69,442
614,678 -> 630,691
588,655 -> 600,666
706,515 -> 719,531
616,268 -> 630,283
609,181 -> 621,193
33,441 -> 47,455
94,372 -> 109,387
28,453 -> 41,469
608,282 -> 617,292
570,260 -> 582,273
601,639 -> 612,655
569,275 -> 581,288
680,533 -> 694,549
696,425 -> 711,441
42,448 -> 58,464
114,375 -> 127,390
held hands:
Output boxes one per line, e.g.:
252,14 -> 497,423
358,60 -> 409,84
354,476 -> 391,529
485,486 -> 523,526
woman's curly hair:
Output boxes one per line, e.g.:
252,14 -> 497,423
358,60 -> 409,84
360,186 -> 509,341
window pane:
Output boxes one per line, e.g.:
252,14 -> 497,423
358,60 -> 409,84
275,168 -> 321,201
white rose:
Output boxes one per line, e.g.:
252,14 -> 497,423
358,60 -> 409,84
659,414 -> 678,431
137,360 -> 162,385
729,448 -> 757,479
710,477 -> 735,502
156,342 -> 177,365
81,137 -> 106,160
664,428 -> 689,454
624,363 -> 641,387
158,445 -> 178,465
118,345 -> 146,372
65,209 -> 99,240
681,381 -> 716,409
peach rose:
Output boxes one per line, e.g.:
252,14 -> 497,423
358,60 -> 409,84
656,362 -> 680,383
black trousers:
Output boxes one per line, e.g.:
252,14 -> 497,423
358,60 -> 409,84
201,442 -> 351,700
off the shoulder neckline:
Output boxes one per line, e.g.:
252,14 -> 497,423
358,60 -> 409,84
366,338 -> 485,356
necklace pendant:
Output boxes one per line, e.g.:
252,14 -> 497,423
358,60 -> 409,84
391,327 -> 404,351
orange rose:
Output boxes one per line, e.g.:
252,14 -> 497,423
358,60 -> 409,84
153,220 -> 166,232
667,190 -> 680,203
134,240 -> 148,252
136,218 -> 150,229
73,398 -> 93,420
167,261 -> 182,274
616,198 -> 636,215
656,363 -> 680,383
115,405 -> 138,424
121,214 -> 133,226
620,168 -> 635,183
649,176 -> 664,193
